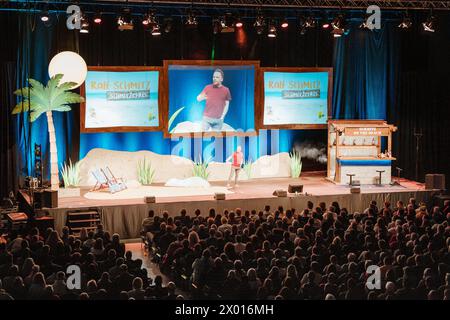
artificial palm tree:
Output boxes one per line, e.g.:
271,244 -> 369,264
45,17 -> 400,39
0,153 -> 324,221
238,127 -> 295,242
12,74 -> 84,190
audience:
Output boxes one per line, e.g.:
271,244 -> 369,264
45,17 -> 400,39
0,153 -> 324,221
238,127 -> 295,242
144,199 -> 449,300
0,199 -> 448,300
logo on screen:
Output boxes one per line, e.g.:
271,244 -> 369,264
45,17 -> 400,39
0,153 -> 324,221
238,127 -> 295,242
106,91 -> 150,100
282,89 -> 320,99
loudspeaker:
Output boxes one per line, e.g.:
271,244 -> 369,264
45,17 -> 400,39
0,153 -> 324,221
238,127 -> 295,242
144,196 -> 156,203
288,184 -> 303,193
214,193 -> 225,200
43,189 -> 58,208
272,190 -> 287,197
425,174 -> 446,190
33,189 -> 45,209
350,186 -> 361,194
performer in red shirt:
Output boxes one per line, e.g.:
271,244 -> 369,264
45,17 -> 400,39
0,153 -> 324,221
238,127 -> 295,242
226,146 -> 244,187
196,68 -> 231,131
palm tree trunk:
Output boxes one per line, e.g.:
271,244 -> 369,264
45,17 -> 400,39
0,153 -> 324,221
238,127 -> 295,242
46,111 -> 59,190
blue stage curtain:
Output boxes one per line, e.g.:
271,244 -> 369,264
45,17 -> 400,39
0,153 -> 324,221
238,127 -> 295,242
332,22 -> 400,120
14,13 -> 78,179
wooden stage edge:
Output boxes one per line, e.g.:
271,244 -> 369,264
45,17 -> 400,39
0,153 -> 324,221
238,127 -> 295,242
44,172 -> 440,239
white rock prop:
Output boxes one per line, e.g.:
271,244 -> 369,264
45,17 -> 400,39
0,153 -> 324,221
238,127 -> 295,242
78,149 -> 292,187
78,149 -> 194,187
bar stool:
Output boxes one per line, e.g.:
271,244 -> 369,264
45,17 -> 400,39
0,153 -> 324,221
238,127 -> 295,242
346,173 -> 355,186
376,170 -> 385,185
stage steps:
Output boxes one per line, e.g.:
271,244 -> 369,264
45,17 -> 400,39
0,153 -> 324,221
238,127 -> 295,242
66,209 -> 101,237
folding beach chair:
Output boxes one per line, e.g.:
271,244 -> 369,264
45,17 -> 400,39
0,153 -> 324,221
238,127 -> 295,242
91,169 -> 109,192
101,167 -> 127,194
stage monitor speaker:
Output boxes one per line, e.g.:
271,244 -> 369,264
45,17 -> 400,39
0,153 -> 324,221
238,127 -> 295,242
144,196 -> 156,203
43,189 -> 58,208
288,184 -> 303,193
214,193 -> 225,200
425,174 -> 445,190
350,186 -> 361,194
273,190 -> 287,197
33,189 -> 45,209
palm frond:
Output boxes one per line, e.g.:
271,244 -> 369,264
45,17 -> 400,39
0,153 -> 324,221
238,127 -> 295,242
51,92 -> 84,109
13,87 -> 30,98
28,78 -> 45,92
12,74 -> 84,122
47,74 -> 64,88
12,100 -> 31,114
58,81 -> 79,91
53,106 -> 72,112
30,110 -> 46,122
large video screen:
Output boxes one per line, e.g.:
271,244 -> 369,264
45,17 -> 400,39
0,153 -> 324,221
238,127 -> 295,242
81,67 -> 161,132
165,61 -> 258,135
261,68 -> 332,129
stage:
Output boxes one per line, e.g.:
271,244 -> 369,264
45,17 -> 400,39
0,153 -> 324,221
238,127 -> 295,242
44,172 -> 436,239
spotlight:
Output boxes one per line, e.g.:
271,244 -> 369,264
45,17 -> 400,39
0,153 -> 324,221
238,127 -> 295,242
151,24 -> 161,36
142,11 -> 157,27
40,11 -> 50,22
331,15 -> 343,30
331,15 -> 346,36
185,11 -> 198,28
359,14 -> 372,29
212,17 -> 222,34
331,28 -> 344,37
422,14 -> 436,32
254,14 -> 266,35
305,15 -> 316,28
398,14 -> 412,29
299,15 -> 316,35
93,12 -> 102,24
235,17 -> 243,28
117,8 -> 134,31
267,22 -> 277,38
281,18 -> 289,29
142,15 -> 150,26
216,13 -> 235,33
80,14 -> 89,34
322,13 -> 330,29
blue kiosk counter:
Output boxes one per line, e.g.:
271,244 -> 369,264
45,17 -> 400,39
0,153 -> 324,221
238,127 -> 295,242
327,120 -> 398,185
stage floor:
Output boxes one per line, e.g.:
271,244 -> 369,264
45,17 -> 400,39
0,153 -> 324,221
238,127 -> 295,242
48,172 -> 434,239
57,172 -> 425,208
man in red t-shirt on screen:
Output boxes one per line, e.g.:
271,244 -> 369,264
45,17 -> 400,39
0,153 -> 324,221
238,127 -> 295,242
196,68 -> 231,131
226,145 -> 244,187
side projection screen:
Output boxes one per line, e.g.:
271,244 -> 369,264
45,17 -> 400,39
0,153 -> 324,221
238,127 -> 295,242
261,68 -> 332,129
81,67 -> 162,133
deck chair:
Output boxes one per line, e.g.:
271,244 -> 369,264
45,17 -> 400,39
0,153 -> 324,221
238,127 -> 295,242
91,169 -> 109,192
101,167 -> 127,194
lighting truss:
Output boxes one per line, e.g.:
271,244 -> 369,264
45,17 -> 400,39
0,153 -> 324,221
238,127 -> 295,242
3,0 -> 450,12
